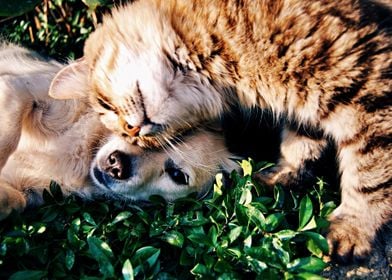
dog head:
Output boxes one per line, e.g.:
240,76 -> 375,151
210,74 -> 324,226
90,129 -> 239,202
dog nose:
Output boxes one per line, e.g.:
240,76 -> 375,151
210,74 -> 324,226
103,150 -> 132,180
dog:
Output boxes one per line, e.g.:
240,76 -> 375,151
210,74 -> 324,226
0,43 -> 237,219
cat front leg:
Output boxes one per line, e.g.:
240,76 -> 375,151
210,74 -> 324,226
254,125 -> 328,187
328,140 -> 391,263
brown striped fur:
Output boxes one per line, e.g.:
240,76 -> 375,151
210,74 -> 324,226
50,0 -> 392,263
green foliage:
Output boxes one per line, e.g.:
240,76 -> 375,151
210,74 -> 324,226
0,160 -> 336,279
0,0 -> 42,17
0,0 -> 122,59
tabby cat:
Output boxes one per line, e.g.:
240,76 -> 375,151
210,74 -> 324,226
50,0 -> 392,263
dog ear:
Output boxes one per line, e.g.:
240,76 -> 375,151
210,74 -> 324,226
49,58 -> 88,100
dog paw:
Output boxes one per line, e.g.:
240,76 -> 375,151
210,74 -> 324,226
327,214 -> 374,264
0,186 -> 26,220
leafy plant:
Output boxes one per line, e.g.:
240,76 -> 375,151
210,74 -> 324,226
0,0 -> 122,59
0,160 -> 336,279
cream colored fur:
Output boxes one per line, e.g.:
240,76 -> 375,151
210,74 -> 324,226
0,43 -> 237,219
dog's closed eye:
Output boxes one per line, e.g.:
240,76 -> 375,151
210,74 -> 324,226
166,167 -> 189,185
164,159 -> 189,185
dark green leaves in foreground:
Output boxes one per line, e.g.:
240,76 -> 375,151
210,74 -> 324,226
0,159 -> 336,279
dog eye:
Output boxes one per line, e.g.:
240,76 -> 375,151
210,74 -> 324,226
166,168 -> 189,185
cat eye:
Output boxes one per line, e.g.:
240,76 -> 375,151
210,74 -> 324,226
166,167 -> 189,185
97,98 -> 113,111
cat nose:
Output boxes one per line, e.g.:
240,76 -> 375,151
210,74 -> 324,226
102,150 -> 133,180
124,124 -> 141,137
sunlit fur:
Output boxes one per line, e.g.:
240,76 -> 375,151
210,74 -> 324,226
71,0 -> 391,262
0,44 -> 237,219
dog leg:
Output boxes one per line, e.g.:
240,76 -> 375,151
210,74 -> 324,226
0,76 -> 34,172
0,179 -> 26,219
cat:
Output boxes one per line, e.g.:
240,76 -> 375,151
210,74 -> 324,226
0,43 -> 237,218
49,0 -> 392,263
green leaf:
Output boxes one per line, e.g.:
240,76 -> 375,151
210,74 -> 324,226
0,0 -> 41,16
240,159 -> 253,176
71,218 -> 81,232
274,230 -> 297,241
272,185 -> 285,209
87,237 -> 113,259
180,211 -> 209,226
292,272 -> 326,280
272,237 -> 291,265
67,228 -> 84,248
246,204 -> 266,230
228,226 -> 243,244
287,257 -> 327,273
87,237 -> 114,277
191,263 -> 209,276
187,233 -> 211,246
235,204 -> 251,226
122,259 -> 134,280
49,181 -> 64,201
132,246 -> 160,269
239,187 -> 253,205
300,216 -> 317,231
213,173 -> 224,199
298,195 -> 313,230
320,201 -> 336,218
248,258 -> 268,273
65,249 -> 75,270
214,259 -> 233,273
83,212 -> 97,226
265,213 -> 284,232
226,248 -> 242,258
208,226 -> 218,246
9,270 -> 47,280
161,231 -> 184,248
110,211 -> 133,226
40,206 -> 59,222
81,0 -> 108,10
300,232 -> 329,255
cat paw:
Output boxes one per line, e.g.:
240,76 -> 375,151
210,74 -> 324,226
327,214 -> 374,264
253,165 -> 300,187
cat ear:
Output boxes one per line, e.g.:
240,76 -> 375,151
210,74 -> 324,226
49,58 -> 89,100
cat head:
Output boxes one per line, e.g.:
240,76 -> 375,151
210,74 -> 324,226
49,1 -> 227,148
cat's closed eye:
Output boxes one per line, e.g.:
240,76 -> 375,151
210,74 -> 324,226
97,98 -> 114,111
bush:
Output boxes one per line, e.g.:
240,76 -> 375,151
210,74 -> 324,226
0,0 -> 122,60
0,160 -> 336,279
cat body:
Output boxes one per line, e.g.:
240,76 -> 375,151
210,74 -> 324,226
51,0 -> 392,262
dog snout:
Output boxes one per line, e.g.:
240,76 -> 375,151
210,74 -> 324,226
102,150 -> 133,180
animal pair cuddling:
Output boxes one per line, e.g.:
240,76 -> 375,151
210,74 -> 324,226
1,0 -> 391,264
0,43 -> 237,220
